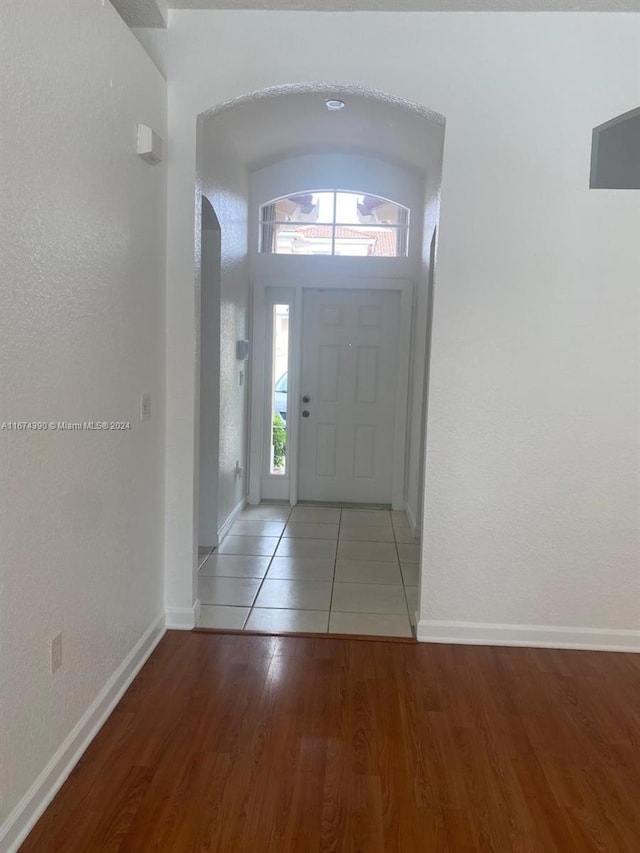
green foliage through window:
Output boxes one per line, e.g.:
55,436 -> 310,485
272,413 -> 286,470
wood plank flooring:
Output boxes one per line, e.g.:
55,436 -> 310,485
21,631 -> 640,852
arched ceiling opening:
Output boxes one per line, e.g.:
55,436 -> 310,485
114,1 -> 639,28
199,84 -> 445,176
173,1 -> 639,11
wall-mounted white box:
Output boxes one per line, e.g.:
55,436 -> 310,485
137,123 -> 163,165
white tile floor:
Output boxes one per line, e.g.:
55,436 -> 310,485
197,504 -> 419,638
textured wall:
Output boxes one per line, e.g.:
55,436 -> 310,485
165,10 -> 640,639
131,26 -> 168,78
415,16 -> 640,635
405,168 -> 442,534
197,209 -> 221,547
0,0 -> 166,830
200,120 -> 250,535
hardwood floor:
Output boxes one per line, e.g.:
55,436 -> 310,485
21,631 -> 640,852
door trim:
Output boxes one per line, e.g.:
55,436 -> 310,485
249,275 -> 413,510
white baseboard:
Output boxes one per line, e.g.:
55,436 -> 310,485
0,611 -> 166,853
417,619 -> 640,653
217,497 -> 247,544
404,501 -> 420,539
165,598 -> 200,630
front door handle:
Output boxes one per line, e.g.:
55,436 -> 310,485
301,410 -> 310,418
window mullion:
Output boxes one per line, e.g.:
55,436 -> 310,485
331,192 -> 337,256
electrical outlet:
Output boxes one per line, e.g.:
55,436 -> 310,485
140,392 -> 151,422
50,633 -> 63,675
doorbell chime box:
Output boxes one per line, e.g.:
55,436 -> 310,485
137,124 -> 163,165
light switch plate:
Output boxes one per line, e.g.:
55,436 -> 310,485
50,633 -> 62,674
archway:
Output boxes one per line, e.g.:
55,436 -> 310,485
186,83 -> 445,634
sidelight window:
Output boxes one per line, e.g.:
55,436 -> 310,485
269,304 -> 290,477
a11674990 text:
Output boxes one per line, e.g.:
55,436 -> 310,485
1,421 -> 132,431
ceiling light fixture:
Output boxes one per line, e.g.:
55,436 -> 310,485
325,99 -> 345,111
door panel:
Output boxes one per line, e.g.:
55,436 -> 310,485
318,346 -> 340,401
316,423 -> 338,477
299,289 -> 400,504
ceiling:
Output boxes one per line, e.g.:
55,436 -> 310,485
170,0 -> 640,11
115,0 -> 640,28
201,84 -> 445,174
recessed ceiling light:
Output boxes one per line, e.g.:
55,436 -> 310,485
325,99 -> 345,111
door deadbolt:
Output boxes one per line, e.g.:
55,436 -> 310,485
302,395 -> 311,403
302,410 -> 310,418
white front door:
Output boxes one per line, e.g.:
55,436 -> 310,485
298,288 -> 401,504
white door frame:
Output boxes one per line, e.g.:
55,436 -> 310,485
248,275 -> 413,511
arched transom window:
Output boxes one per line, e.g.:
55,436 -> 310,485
259,191 -> 409,257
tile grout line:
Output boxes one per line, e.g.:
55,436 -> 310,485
394,514 -> 417,638
326,506 -> 343,635
335,507 -> 410,637
200,507 -> 292,629
199,511 -> 274,628
241,505 -> 293,630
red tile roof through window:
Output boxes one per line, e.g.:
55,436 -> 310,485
295,224 -> 398,255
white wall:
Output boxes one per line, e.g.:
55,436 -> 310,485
165,10 -> 640,648
406,167 -> 443,535
415,17 -> 640,647
131,26 -> 168,78
200,119 -> 250,537
197,202 -> 221,547
0,0 -> 167,844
